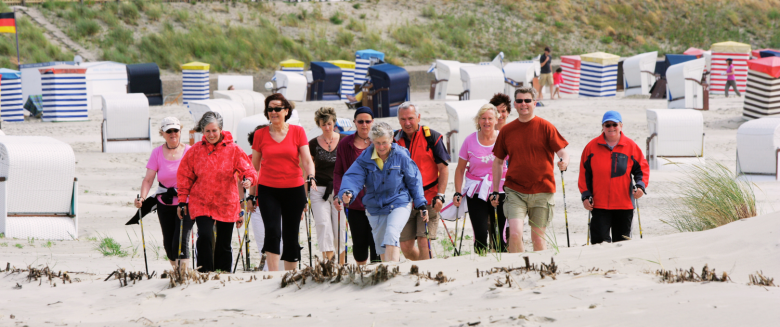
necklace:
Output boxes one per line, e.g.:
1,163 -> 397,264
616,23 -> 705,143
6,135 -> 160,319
164,141 -> 180,150
321,134 -> 338,151
355,134 -> 370,145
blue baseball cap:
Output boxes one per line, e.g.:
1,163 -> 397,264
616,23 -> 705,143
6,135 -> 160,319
602,111 -> 622,124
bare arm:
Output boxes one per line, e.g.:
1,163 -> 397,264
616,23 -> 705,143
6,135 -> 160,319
492,158 -> 504,191
453,159 -> 468,195
140,169 -> 156,199
299,145 -> 318,191
250,149 -> 262,196
437,163 -> 448,195
556,148 -> 570,171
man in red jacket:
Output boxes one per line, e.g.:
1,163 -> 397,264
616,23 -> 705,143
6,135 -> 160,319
578,111 -> 649,244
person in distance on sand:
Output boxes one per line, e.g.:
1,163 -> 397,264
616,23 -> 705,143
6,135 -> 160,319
246,93 -> 317,271
489,93 -> 512,130
333,107 -> 381,265
308,107 -> 346,264
339,122 -> 428,262
177,112 -> 257,273
491,86 -> 570,253
538,46 -> 554,100
453,104 -> 508,254
134,117 -> 192,271
579,111 -> 649,244
395,102 -> 450,260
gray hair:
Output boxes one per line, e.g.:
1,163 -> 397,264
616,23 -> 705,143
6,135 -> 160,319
397,101 -> 418,114
369,122 -> 394,141
194,111 -> 223,133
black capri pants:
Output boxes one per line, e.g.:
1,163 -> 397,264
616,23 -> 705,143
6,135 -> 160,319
156,201 -> 195,261
194,216 -> 234,272
590,209 -> 633,244
257,184 -> 307,263
466,194 -> 507,253
346,209 -> 380,263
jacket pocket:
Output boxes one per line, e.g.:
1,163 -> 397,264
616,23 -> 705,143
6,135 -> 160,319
611,152 -> 628,178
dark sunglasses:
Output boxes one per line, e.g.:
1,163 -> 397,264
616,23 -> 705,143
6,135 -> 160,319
356,119 -> 373,125
267,107 -> 287,112
165,129 -> 180,134
603,122 -> 619,128
514,99 -> 534,104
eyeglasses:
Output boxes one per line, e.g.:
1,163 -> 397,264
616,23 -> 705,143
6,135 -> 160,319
514,99 -> 534,104
603,122 -> 619,128
267,107 -> 287,112
165,129 -> 180,134
356,119 -> 373,125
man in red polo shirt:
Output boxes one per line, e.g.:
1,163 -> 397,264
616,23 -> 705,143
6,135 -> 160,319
491,87 -> 570,253
395,102 -> 450,260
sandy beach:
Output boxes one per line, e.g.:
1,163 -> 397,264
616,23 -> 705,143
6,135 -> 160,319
1,92 -> 778,326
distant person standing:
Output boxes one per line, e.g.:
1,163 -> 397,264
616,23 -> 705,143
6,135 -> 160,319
553,68 -> 563,99
724,58 -> 741,97
538,47 -> 554,100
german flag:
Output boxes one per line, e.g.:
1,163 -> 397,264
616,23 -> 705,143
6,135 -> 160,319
0,12 -> 16,34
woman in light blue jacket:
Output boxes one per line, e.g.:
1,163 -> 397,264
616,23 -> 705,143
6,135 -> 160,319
339,122 -> 428,262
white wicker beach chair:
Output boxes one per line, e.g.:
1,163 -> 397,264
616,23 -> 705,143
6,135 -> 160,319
667,58 -> 706,110
646,109 -> 705,170
101,93 -> 152,153
736,117 -> 780,180
445,99 -> 489,163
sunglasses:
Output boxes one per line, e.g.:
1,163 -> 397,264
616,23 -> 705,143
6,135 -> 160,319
356,119 -> 373,125
603,122 -> 619,128
165,129 -> 180,134
514,99 -> 534,104
267,107 -> 287,112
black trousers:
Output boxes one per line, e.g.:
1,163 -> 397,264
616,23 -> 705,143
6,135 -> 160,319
257,184 -> 306,263
466,195 -> 507,253
157,201 -> 195,260
195,216 -> 234,272
590,209 -> 634,244
346,209 -> 380,263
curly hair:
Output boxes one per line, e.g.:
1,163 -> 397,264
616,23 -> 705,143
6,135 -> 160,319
264,93 -> 293,121
489,93 -> 512,114
314,107 -> 337,126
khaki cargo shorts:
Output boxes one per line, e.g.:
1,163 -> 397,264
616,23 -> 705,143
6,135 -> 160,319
503,187 -> 554,228
400,205 -> 439,241
540,73 -> 554,86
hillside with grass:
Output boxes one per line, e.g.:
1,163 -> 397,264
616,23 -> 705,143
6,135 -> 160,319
13,0 -> 780,72
0,2 -> 72,67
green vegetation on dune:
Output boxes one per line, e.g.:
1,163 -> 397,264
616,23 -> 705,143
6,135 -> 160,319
22,0 -> 780,72
0,3 -> 72,68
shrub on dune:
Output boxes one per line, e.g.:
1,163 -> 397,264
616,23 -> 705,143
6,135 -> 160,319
661,162 -> 757,232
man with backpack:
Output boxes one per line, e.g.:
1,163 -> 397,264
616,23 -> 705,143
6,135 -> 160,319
395,102 -> 450,260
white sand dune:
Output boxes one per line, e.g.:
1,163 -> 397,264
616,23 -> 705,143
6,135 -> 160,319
1,93 -> 779,326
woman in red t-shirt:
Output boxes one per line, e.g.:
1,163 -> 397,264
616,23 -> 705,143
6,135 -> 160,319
247,93 -> 317,271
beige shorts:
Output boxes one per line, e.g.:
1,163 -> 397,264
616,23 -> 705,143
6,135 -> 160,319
400,205 -> 439,241
503,187 -> 554,228
540,73 -> 554,86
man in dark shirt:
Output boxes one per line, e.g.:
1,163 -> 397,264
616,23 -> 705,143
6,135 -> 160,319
394,102 -> 450,260
539,47 -> 554,100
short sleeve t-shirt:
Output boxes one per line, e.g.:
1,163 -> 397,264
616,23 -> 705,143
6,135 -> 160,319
308,134 -> 341,186
540,54 -> 552,74
727,64 -> 736,81
493,116 -> 568,194
146,145 -> 190,205
253,125 -> 308,188
459,132 -> 507,197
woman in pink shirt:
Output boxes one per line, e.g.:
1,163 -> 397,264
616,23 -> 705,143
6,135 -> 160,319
134,117 -> 191,271
725,58 -> 741,97
452,104 -> 508,253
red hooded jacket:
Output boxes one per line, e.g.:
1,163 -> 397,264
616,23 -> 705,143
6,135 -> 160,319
578,132 -> 649,210
177,131 -> 257,222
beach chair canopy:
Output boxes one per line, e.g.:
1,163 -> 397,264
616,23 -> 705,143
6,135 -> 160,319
459,65 -> 504,101
368,63 -> 409,117
736,117 -> 780,175
645,109 -> 704,170
126,63 -> 163,106
744,57 -> 780,119
445,99 -> 489,162
666,58 -> 706,109
101,93 -> 152,153
623,51 -> 657,96
0,136 -> 78,239
432,60 -> 472,100
273,71 -> 308,102
188,99 -> 247,136
310,62 -> 342,101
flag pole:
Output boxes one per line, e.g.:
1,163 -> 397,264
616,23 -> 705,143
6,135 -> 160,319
14,8 -> 20,67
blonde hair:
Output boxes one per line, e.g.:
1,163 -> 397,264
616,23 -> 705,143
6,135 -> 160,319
473,103 -> 499,131
314,107 -> 337,126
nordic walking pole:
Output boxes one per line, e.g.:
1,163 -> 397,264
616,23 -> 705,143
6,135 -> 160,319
453,200 -> 460,256
177,209 -> 184,271
458,212 -> 467,255
233,186 -> 251,273
137,195 -> 150,278
191,230 -> 195,270
586,196 -> 593,245
212,220 -> 217,271
560,159 -> 571,247
425,221 -> 433,259
336,199 -> 342,265
440,216 -> 458,256
305,183 -> 314,268
634,185 -> 643,239
493,206 -> 501,252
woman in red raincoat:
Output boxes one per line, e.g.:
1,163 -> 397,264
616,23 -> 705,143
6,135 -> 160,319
177,111 -> 257,272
